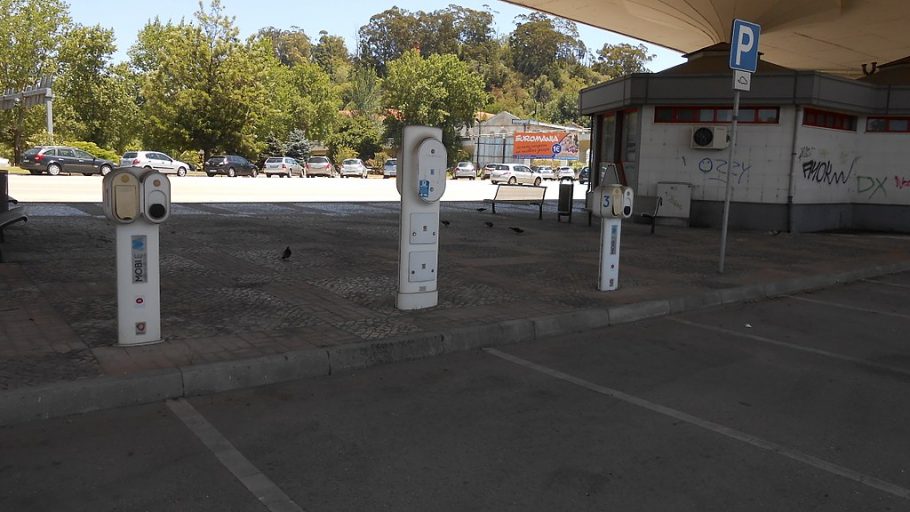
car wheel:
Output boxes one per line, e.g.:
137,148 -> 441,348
176,167 -> 187,177
207,172 -> 215,177
227,167 -> 236,177
47,163 -> 61,176
251,169 -> 258,178
534,177 -> 541,186
100,165 -> 113,176
508,177 -> 517,185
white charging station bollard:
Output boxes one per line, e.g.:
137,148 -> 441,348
102,167 -> 171,345
592,184 -> 634,291
396,126 -> 447,310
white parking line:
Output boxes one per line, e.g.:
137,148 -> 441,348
788,295 -> 910,321
862,278 -> 910,290
668,318 -> 910,378
167,399 -> 305,512
484,348 -> 910,501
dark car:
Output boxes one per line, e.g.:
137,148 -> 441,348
204,155 -> 259,177
20,146 -> 115,176
578,166 -> 590,184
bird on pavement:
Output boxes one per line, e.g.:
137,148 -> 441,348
281,246 -> 292,260
476,207 -> 487,212
441,220 -> 451,226
484,221 -> 494,228
509,226 -> 524,234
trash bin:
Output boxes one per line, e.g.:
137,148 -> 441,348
0,170 -> 9,214
557,178 -> 573,223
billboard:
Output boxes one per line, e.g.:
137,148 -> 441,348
513,131 -> 580,160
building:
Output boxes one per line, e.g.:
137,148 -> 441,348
459,111 -> 590,168
579,44 -> 910,232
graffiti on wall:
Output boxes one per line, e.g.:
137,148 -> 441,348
798,147 -> 857,187
856,175 -> 910,200
681,156 -> 751,184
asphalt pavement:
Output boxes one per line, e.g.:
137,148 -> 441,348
0,197 -> 909,429
2,276 -> 908,511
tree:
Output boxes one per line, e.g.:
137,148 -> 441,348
0,0 -> 70,163
256,27 -> 311,67
508,13 -> 586,79
593,43 -> 655,79
312,31 -> 350,76
356,7 -> 419,76
383,50 -> 486,161
346,64 -> 381,114
326,115 -> 382,161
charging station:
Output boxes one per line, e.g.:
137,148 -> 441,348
591,184 -> 634,291
396,126 -> 447,310
102,167 -> 171,345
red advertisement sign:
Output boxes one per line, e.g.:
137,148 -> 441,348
513,131 -> 580,160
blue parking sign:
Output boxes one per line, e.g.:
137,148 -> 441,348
729,19 -> 761,73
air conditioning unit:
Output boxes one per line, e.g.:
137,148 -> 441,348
690,126 -> 729,150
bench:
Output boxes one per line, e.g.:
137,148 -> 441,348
0,207 -> 28,262
483,184 -> 547,219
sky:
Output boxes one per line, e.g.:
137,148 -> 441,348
67,0 -> 685,71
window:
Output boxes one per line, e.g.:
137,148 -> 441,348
803,108 -> 856,131
58,148 -> 75,157
867,116 -> 910,133
654,106 -> 778,124
74,150 -> 93,159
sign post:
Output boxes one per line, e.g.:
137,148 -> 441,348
719,19 -> 760,273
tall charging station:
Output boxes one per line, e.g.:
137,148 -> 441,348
591,184 -> 634,291
396,126 -> 447,310
102,167 -> 171,346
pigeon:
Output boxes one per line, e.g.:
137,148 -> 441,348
509,226 -> 524,234
441,220 -> 451,227
281,246 -> 292,260
484,221 -> 494,228
476,207 -> 487,212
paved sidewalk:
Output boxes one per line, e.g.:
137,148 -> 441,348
1,199 -> 909,424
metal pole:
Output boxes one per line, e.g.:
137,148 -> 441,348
718,89 -> 741,273
45,96 -> 54,145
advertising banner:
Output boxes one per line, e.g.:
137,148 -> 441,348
513,131 -> 580,160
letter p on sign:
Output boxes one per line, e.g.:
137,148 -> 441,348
729,19 -> 761,73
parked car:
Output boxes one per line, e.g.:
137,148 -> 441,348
20,146 -> 115,176
556,166 -> 576,181
452,161 -> 477,180
305,156 -> 335,177
383,158 -> 397,179
204,155 -> 258,177
578,166 -> 590,184
489,163 -> 541,186
481,163 -> 497,180
531,165 -> 556,180
120,151 -> 192,177
339,158 -> 368,178
0,157 -> 9,170
263,157 -> 304,178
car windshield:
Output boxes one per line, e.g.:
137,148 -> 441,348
265,158 -> 283,163
207,156 -> 226,163
308,157 -> 328,164
24,148 -> 41,156
122,152 -> 137,159
384,159 -> 396,166
458,162 -> 471,167
343,159 -> 359,165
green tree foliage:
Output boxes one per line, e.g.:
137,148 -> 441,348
594,43 -> 655,78
313,31 -> 350,76
55,25 -> 140,152
508,13 -> 586,79
383,50 -> 486,161
326,115 -> 382,161
257,26 -> 311,67
0,0 -> 70,162
346,64 -> 381,114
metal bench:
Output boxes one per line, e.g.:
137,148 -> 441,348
0,206 -> 28,262
483,184 -> 547,219
640,197 -> 663,234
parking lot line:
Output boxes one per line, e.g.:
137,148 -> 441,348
484,348 -> 910,501
862,278 -> 910,290
668,318 -> 910,378
788,295 -> 910,320
167,399 -> 305,512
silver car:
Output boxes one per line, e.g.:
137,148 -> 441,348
339,158 -> 368,178
264,157 -> 304,178
305,156 -> 335,177
556,166 -> 576,180
120,151 -> 192,177
532,165 -> 556,180
452,161 -> 476,180
489,163 -> 540,186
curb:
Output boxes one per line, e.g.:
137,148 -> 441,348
2,262 -> 908,427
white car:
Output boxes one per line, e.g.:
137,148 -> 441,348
452,161 -> 476,180
263,157 -> 304,177
556,166 -> 576,180
0,157 -> 9,170
339,158 -> 368,178
121,151 -> 192,177
532,165 -> 556,180
489,163 -> 541,186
